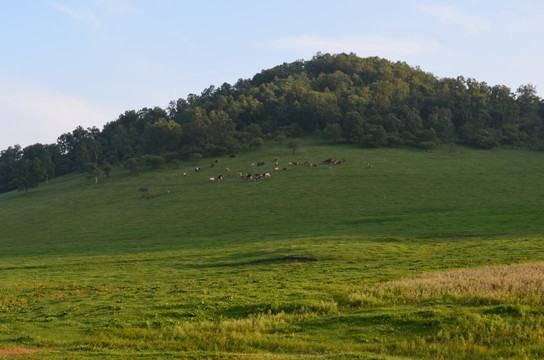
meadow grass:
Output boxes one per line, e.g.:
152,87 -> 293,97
1,139 -> 544,359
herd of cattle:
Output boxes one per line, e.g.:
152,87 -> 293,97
182,157 -> 345,182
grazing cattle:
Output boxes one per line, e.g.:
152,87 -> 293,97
274,167 -> 279,171
311,163 -> 319,168
274,157 -> 279,162
182,172 -> 187,176
210,163 -> 215,168
230,154 -> 236,158
236,171 -> 243,178
195,167 -> 201,172
217,174 -> 225,181
246,173 -> 253,180
257,161 -> 265,166
368,163 -> 373,168
209,177 -> 215,182
323,157 -> 341,165
291,161 -> 301,166
251,162 -> 255,167
264,172 -> 271,178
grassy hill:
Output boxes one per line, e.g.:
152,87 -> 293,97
1,138 -> 544,359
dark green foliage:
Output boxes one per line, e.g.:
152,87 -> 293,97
83,162 -> 100,184
16,158 -> 46,194
287,139 -> 301,154
101,161 -> 113,177
141,154 -> 165,169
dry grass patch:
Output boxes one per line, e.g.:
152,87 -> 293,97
0,347 -> 42,357
349,262 -> 544,306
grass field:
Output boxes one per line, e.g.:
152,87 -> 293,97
1,138 -> 544,359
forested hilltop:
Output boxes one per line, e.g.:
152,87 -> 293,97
1,52 -> 543,194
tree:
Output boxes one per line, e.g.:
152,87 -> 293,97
0,145 -> 23,193
23,143 -> 55,183
323,123 -> 343,143
84,162 -> 101,184
251,137 -> 264,149
16,158 -> 46,195
342,111 -> 366,144
124,158 -> 140,174
101,161 -> 113,177
142,155 -> 165,169
144,118 -> 182,154
287,139 -> 301,154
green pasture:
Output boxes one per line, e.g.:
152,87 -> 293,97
1,139 -> 544,359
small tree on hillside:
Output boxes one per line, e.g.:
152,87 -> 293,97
101,161 -> 113,177
323,123 -> 343,143
124,157 -> 140,174
16,158 -> 46,195
287,139 -> 301,154
142,155 -> 165,169
84,162 -> 101,184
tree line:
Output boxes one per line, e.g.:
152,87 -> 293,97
2,52 -> 543,194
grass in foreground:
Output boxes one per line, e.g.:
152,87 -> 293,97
1,139 -> 544,359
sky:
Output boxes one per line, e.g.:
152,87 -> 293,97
1,0 -> 543,151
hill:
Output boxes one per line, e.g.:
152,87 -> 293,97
1,139 -> 544,359
2,53 -> 544,195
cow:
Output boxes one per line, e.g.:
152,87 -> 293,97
236,171 -> 243,178
217,174 -> 225,181
209,177 -> 215,182
274,167 -> 279,171
257,161 -> 265,166
264,172 -> 271,178
182,172 -> 187,176
195,167 -> 201,172
246,173 -> 253,180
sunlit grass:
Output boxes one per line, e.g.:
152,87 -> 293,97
348,262 -> 544,306
2,140 -> 544,358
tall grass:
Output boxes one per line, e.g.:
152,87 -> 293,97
347,262 -> 544,306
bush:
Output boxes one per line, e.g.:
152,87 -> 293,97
141,155 -> 165,169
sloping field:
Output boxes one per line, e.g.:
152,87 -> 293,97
1,140 -> 544,359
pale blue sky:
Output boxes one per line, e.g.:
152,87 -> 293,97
1,0 -> 543,150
